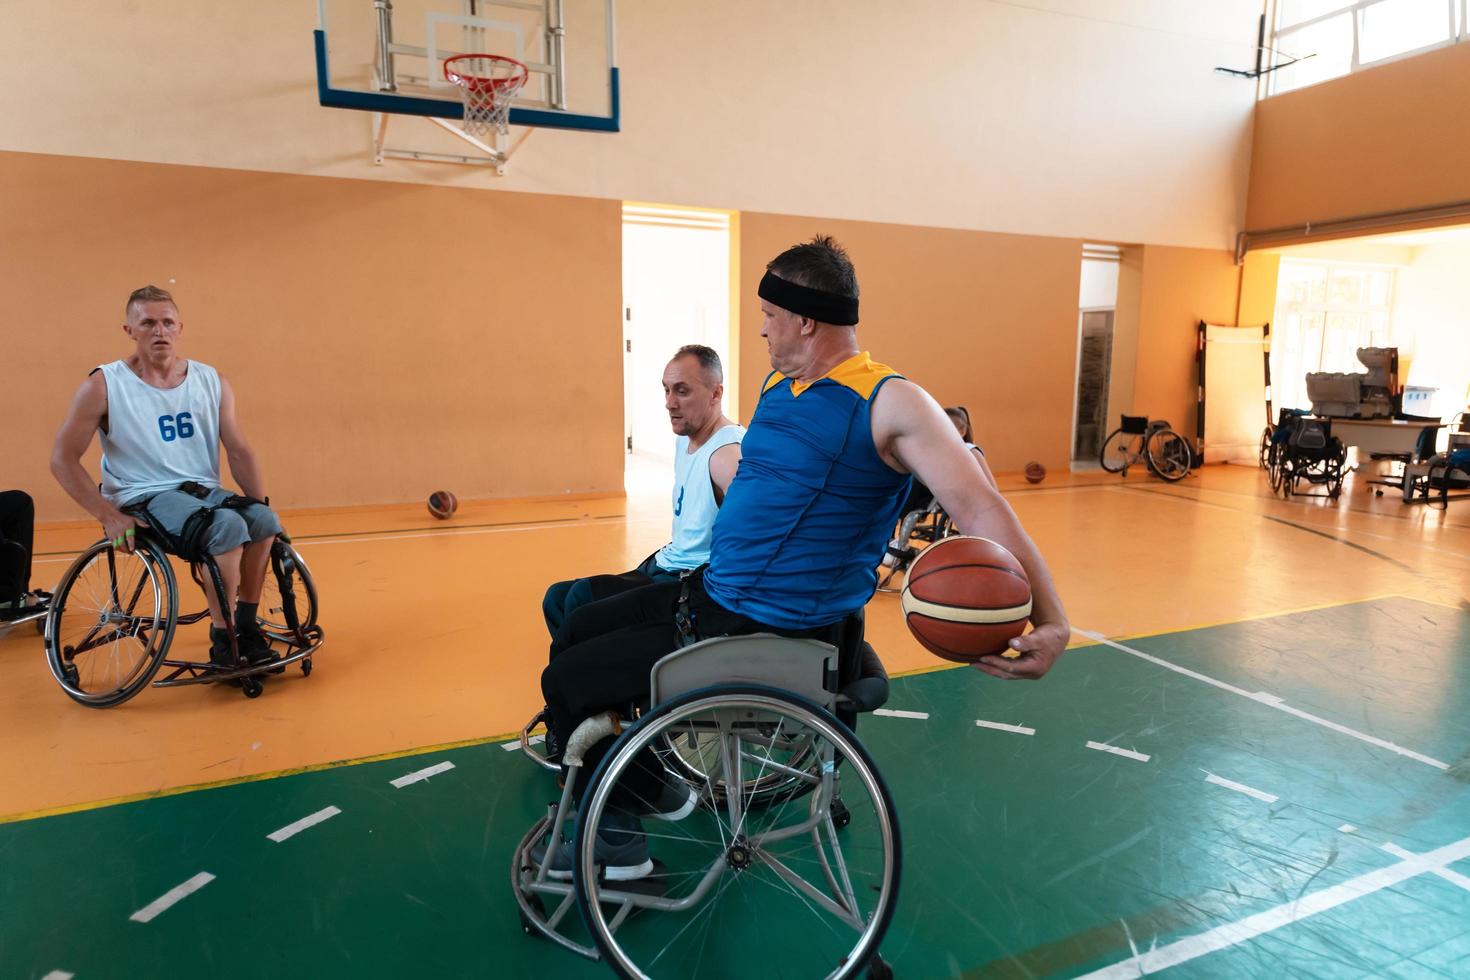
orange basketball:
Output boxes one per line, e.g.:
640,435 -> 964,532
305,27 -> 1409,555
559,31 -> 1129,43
427,490 -> 458,520
1024,461 -> 1046,484
901,536 -> 1031,663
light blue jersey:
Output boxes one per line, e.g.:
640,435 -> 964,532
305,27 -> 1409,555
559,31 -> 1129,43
655,424 -> 745,570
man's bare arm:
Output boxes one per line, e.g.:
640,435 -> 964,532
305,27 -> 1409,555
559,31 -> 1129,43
218,378 -> 266,500
709,442 -> 743,504
50,373 -> 144,549
873,380 -> 1069,680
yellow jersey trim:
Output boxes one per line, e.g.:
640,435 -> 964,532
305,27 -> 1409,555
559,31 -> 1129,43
771,351 -> 899,399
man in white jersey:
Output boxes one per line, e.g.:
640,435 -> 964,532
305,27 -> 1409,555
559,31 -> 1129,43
50,285 -> 283,671
541,345 -> 743,636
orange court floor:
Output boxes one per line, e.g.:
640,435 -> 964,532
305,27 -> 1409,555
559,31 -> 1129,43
2,459 -> 1467,824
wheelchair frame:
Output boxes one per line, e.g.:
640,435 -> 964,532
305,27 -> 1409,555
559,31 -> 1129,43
1099,415 -> 1192,481
512,634 -> 900,980
43,528 -> 323,705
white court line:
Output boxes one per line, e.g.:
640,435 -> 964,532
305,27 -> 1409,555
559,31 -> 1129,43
129,872 -> 215,924
1381,842 -> 1470,893
504,733 -> 545,751
1339,824 -> 1358,833
873,708 -> 930,720
1075,629 -> 1450,770
390,760 -> 455,788
267,805 -> 342,843
1085,741 -> 1150,763
1204,772 -> 1279,804
1078,833 -> 1470,978
975,720 -> 1035,735
42,972 -> 74,980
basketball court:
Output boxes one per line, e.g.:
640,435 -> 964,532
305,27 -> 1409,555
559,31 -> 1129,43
4,1 -> 1470,978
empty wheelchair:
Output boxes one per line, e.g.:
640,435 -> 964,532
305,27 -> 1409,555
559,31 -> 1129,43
1099,415 -> 1192,481
513,627 -> 900,979
1271,414 -> 1348,500
43,518 -> 322,706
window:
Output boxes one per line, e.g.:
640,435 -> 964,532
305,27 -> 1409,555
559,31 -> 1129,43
1271,260 -> 1396,410
1268,0 -> 1465,96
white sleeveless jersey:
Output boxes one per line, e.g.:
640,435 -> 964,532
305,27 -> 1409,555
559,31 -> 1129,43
97,360 -> 222,505
655,424 -> 746,570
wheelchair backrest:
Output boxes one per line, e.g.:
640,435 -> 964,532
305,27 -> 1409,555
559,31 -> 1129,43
1120,415 -> 1148,435
1289,418 -> 1329,451
649,634 -> 839,712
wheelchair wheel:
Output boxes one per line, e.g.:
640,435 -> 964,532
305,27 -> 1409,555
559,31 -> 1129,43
45,538 -> 177,708
1258,426 -> 1273,470
655,718 -> 822,809
576,686 -> 900,980
257,539 -> 317,635
1098,428 -> 1131,473
1145,429 -> 1192,482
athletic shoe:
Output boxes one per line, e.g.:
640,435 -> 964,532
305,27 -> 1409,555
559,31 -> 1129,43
529,810 -> 653,882
237,626 -> 285,674
641,776 -> 699,822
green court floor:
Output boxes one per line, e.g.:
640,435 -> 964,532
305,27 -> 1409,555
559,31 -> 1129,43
6,597 -> 1469,979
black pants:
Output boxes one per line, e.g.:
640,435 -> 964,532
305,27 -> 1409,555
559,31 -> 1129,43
0,491 -> 35,601
541,568 -> 843,803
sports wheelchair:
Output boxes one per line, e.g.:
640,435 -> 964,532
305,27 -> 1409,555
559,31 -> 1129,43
1402,413 -> 1470,509
43,506 -> 322,706
875,483 -> 956,593
513,623 -> 900,979
1269,413 -> 1348,500
1100,415 -> 1192,481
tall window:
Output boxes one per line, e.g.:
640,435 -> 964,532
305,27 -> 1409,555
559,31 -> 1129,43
1271,260 -> 1396,410
1269,0 -> 1467,96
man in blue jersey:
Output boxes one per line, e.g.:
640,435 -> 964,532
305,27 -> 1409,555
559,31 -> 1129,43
536,237 -> 1069,879
541,345 -> 743,636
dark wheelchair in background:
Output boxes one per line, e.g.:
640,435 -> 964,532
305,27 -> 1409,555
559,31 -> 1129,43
43,503 -> 322,706
1265,410 -> 1349,500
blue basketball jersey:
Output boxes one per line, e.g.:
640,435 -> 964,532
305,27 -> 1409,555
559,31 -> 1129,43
704,352 -> 912,629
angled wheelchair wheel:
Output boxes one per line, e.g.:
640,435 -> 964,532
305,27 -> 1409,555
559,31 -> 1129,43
1098,428 -> 1131,473
655,717 -> 822,809
1258,426 -> 1273,470
576,686 -> 900,980
257,539 -> 317,635
1145,429 -> 1192,482
45,537 -> 177,708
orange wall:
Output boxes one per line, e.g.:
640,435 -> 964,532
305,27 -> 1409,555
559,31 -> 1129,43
0,152 -> 624,522
737,214 -> 1083,473
1132,246 -> 1243,441
1247,42 -> 1470,230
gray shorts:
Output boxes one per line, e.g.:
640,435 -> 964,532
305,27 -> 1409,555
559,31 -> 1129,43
131,487 -> 282,556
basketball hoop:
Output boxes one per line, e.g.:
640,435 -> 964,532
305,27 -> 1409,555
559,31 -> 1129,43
443,54 -> 529,139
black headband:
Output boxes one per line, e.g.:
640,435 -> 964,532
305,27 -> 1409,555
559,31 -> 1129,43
758,271 -> 859,326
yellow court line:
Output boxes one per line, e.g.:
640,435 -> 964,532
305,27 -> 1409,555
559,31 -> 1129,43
1391,592 -> 1468,612
8,592 -> 1451,826
0,728 -> 527,826
1068,592 -> 1413,648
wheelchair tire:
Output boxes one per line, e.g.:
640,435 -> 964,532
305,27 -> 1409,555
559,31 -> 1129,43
576,685 -> 900,980
257,539 -> 318,635
1258,426 -> 1273,470
1099,428 -> 1131,473
241,676 -> 264,698
1145,429 -> 1192,482
45,536 -> 177,708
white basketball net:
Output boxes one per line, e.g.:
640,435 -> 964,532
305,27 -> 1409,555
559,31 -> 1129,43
444,55 -> 528,140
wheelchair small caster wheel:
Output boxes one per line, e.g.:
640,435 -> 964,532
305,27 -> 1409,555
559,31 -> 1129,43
867,954 -> 893,979
831,797 -> 851,830
241,676 -> 264,698
301,657 -> 313,676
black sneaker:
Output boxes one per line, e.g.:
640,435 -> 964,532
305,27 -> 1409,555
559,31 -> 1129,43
236,626 -> 284,674
208,627 -> 238,669
529,810 -> 653,882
